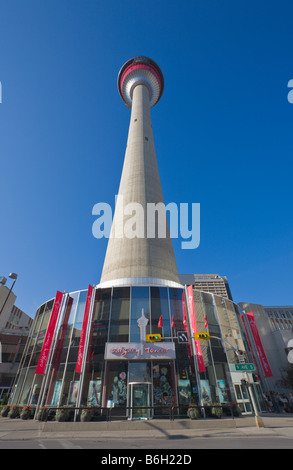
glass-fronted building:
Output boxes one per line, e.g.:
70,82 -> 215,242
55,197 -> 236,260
9,284 -> 266,418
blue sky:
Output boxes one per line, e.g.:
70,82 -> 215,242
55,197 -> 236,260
1,0 -> 293,317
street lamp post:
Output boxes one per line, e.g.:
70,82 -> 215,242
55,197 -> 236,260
243,375 -> 264,428
0,273 -> 18,316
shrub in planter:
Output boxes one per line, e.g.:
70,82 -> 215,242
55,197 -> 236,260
211,404 -> 222,419
8,405 -> 21,419
80,408 -> 93,422
20,405 -> 33,420
187,406 -> 200,419
55,408 -> 69,422
36,406 -> 48,421
1,405 -> 10,417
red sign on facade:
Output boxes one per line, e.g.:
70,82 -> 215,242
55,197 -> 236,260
245,311 -> 273,377
76,285 -> 94,373
187,285 -> 206,373
35,291 -> 63,375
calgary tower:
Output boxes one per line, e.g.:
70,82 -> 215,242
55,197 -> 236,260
100,56 -> 181,288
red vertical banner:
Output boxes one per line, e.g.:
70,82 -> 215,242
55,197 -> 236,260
45,296 -> 73,404
76,285 -> 94,373
240,313 -> 261,376
35,291 -> 63,375
245,312 -> 273,377
187,285 -> 206,373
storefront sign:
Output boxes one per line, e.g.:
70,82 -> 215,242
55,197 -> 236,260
105,342 -> 176,360
35,291 -> 63,375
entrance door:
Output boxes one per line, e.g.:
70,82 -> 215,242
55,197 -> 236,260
128,382 -> 151,420
234,384 -> 252,414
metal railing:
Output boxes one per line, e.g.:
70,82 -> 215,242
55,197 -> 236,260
35,404 -> 239,422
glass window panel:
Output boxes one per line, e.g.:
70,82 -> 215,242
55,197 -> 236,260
57,292 -> 79,348
169,288 -> 184,329
30,374 -> 44,405
128,362 -> 151,383
59,363 -> 81,406
80,363 -> 104,407
18,367 -> 38,405
10,368 -> 28,405
74,290 -> 87,324
241,384 -> 249,400
245,402 -> 252,412
44,364 -> 65,406
131,287 -> 149,299
235,385 -> 241,400
151,287 -> 171,340
152,362 -> 176,406
79,289 -> 111,407
87,288 -> 111,358
106,362 -> 128,407
176,358 -> 196,406
109,287 -> 130,342
130,287 -> 150,342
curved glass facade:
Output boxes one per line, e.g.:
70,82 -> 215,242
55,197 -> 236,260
10,285 -> 264,417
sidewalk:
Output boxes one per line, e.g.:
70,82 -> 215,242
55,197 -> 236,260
1,414 -> 293,441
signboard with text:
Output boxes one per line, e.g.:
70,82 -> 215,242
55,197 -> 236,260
35,291 -> 63,375
229,363 -> 256,373
105,342 -> 176,360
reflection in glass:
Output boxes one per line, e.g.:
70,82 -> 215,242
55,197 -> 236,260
109,287 -> 130,342
128,362 -> 151,383
130,287 -> 150,342
151,287 -> 171,340
106,362 -> 128,407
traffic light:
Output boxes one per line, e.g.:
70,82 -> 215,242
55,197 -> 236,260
194,332 -> 210,340
146,334 -> 161,342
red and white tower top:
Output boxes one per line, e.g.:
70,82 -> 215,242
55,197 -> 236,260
118,56 -> 164,108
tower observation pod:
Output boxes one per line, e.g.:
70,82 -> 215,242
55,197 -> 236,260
100,57 -> 181,288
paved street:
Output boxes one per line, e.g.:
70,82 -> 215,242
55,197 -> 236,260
0,434 -> 292,449
0,414 -> 293,450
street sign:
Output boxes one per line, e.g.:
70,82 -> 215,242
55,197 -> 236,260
235,363 -> 256,372
238,354 -> 245,363
177,331 -> 189,343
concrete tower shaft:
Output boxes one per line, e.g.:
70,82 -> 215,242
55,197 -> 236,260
99,57 -> 181,288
